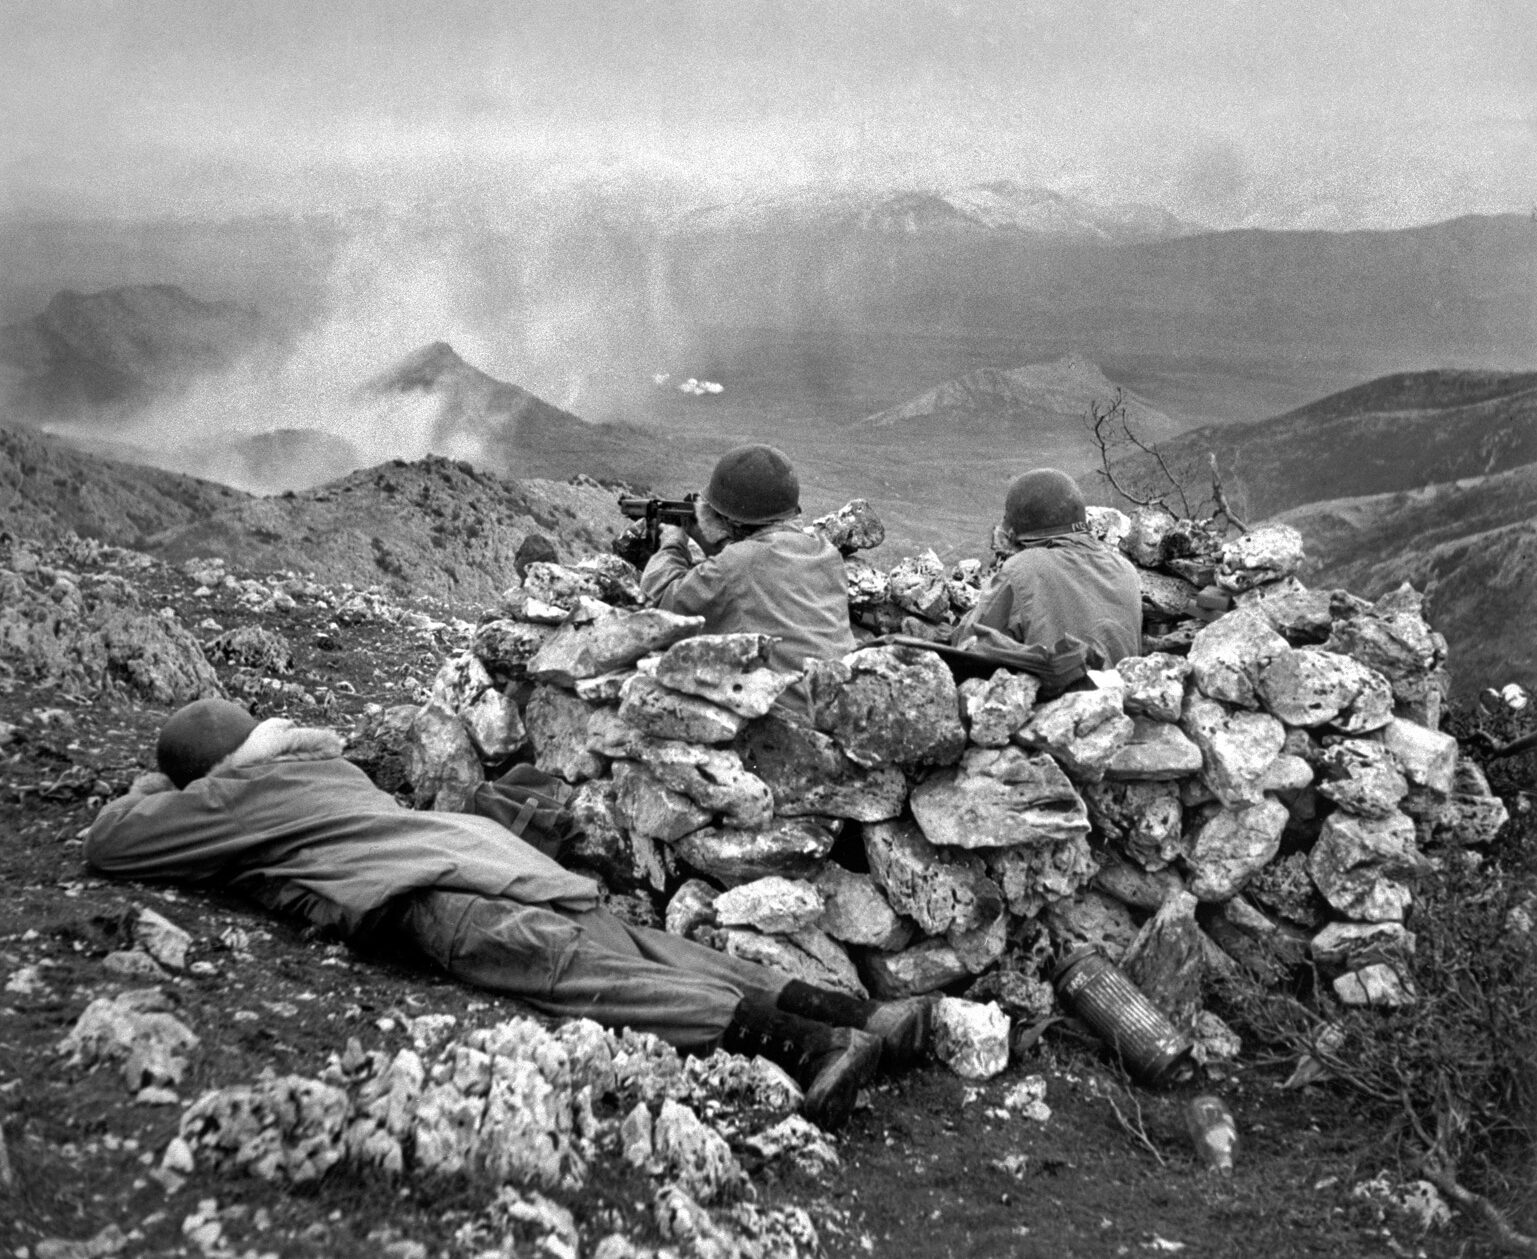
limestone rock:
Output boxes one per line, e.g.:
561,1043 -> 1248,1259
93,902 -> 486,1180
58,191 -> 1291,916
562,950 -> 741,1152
610,762 -> 713,844
574,669 -> 633,704
1083,780 -> 1185,872
1204,896 -> 1309,984
133,908 -> 193,972
1236,579 -> 1346,645
617,674 -> 746,744
1106,716 -> 1203,780
807,499 -> 885,554
1315,739 -> 1409,818
1256,648 -> 1393,732
983,833 -> 1098,919
932,998 -> 1010,1080
205,625 -> 294,674
1187,607 -> 1289,708
566,779 -> 671,891
59,988 -> 199,1092
652,634 -> 797,718
844,558 -> 890,608
721,926 -> 866,998
1308,812 -> 1427,922
1116,652 -> 1190,722
1121,891 -> 1204,1033
1139,569 -> 1200,621
1403,789 -> 1510,848
1325,586 -> 1447,723
863,818 -> 1004,939
1091,848 -> 1187,910
1333,963 -> 1416,1007
463,686 -> 526,761
497,586 -> 569,625
651,1098 -> 745,1203
1310,921 -> 1415,971
1014,684 -> 1134,782
814,865 -> 914,952
1121,505 -> 1178,568
1380,718 -> 1458,794
630,739 -> 773,828
886,551 -> 949,620
736,709 -> 908,822
405,700 -> 485,811
1180,693 -> 1286,806
714,878 -> 824,935
809,646 -> 965,769
1185,799 -> 1288,901
910,745 -> 1090,850
571,554 -> 645,609
1042,890 -> 1141,959
1085,505 -> 1131,547
1215,524 -> 1305,593
521,562 -> 604,611
1245,853 -> 1329,928
665,880 -> 720,939
959,669 -> 1039,747
861,939 -> 972,998
528,609 -> 704,687
673,818 -> 836,886
523,685 -> 606,783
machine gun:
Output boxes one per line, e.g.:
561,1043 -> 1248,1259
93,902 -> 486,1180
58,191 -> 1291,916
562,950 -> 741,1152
613,493 -> 699,566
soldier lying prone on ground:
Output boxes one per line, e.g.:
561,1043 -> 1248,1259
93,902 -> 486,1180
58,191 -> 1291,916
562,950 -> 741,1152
85,699 -> 930,1129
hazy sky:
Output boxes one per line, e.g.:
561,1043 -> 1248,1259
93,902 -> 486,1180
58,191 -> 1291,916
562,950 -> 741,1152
3,0 -> 1534,228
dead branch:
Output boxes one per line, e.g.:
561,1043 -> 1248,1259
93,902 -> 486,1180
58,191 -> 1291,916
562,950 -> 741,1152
1417,1163 -> 1537,1257
1207,452 -> 1247,532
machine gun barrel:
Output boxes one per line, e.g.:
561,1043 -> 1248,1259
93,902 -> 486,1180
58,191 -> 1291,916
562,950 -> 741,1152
617,496 -> 699,526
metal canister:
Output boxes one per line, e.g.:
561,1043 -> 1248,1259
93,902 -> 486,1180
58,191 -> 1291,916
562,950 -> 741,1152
1053,946 -> 1193,1084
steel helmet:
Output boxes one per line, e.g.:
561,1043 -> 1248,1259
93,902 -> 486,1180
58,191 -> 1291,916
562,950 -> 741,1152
1002,468 -> 1086,540
704,443 -> 801,524
157,698 -> 259,788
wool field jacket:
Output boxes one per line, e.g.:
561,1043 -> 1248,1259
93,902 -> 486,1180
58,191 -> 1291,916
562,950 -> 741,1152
85,720 -> 599,939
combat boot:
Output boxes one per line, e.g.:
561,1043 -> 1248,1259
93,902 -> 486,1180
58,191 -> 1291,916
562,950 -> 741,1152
774,979 -> 933,1069
720,994 -> 881,1131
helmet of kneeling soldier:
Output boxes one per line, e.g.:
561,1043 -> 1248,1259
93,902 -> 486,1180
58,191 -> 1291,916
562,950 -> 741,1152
1002,468 -> 1087,540
704,443 -> 801,525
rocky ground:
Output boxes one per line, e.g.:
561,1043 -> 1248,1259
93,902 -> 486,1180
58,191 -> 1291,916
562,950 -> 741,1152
1,532 -> 1528,1259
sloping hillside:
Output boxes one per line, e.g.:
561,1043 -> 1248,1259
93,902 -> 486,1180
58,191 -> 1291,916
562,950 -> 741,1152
1117,368 -> 1537,522
0,284 -> 274,416
0,424 -> 627,609
1281,462 -> 1537,698
362,341 -> 681,488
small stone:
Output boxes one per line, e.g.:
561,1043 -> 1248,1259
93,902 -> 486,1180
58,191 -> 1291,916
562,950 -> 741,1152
714,878 -> 824,934
1309,811 -> 1427,922
1380,718 -> 1458,794
861,939 -> 973,997
1116,653 -> 1191,722
1105,717 -> 1203,780
652,634 -> 797,718
959,669 -> 1040,747
1333,963 -> 1416,1007
672,818 -> 836,885
1256,648 -> 1393,732
809,646 -> 966,769
910,745 -> 1090,849
1215,524 -> 1305,593
807,499 -> 886,554
618,674 -> 747,744
1181,693 -> 1286,807
932,998 -> 1010,1080
527,608 -> 705,687
1185,799 -> 1289,901
1014,683 -> 1134,782
814,865 -> 913,951
1188,607 -> 1290,708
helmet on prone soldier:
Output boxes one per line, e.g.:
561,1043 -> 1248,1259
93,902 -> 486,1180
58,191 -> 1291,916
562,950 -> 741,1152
157,698 -> 259,789
704,443 -> 801,525
1003,468 -> 1086,540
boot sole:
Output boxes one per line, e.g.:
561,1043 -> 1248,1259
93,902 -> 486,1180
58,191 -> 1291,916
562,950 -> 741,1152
864,997 -> 932,1070
803,1030 -> 882,1131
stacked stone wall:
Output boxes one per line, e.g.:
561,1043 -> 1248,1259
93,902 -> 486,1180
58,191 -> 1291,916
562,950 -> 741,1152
388,501 -> 1508,1060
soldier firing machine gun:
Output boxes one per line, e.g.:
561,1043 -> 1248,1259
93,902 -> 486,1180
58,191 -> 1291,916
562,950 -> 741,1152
613,493 -> 700,567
